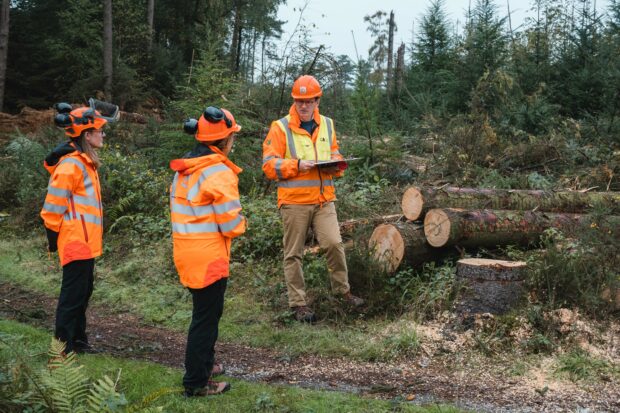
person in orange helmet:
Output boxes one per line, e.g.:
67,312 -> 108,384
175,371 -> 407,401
262,75 -> 364,323
170,106 -> 246,397
41,101 -> 116,354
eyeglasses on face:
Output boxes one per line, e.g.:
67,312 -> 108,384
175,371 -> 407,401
294,99 -> 317,106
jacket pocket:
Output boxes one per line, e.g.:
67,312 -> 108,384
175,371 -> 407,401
80,215 -> 89,243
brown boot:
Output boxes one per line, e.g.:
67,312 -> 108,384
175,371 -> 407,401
343,292 -> 365,307
291,305 -> 317,323
184,380 -> 231,397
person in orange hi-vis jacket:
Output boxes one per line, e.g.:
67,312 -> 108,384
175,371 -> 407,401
41,101 -> 117,354
170,106 -> 246,397
262,75 -> 364,324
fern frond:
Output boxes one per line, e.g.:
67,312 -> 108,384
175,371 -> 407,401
125,387 -> 183,413
86,374 -> 127,413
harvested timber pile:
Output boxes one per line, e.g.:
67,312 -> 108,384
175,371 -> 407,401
369,185 -> 620,273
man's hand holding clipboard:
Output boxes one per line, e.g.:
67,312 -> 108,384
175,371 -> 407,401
315,157 -> 362,173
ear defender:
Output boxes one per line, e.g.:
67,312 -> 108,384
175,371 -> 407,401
203,106 -> 232,128
53,103 -> 74,128
183,118 -> 199,134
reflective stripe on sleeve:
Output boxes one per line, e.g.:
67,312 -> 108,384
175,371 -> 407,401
73,195 -> 100,208
63,211 -> 102,225
47,185 -> 72,198
218,215 -> 243,233
262,155 -> 277,165
58,158 -> 96,197
213,199 -> 242,215
42,202 -> 67,214
275,159 -> 284,180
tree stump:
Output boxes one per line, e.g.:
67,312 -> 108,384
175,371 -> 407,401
455,258 -> 526,315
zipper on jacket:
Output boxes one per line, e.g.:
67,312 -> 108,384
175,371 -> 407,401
80,215 -> 89,242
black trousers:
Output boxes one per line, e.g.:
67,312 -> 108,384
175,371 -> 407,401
183,277 -> 227,390
55,258 -> 95,353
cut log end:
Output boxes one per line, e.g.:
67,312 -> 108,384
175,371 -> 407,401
458,258 -> 527,269
401,187 -> 424,221
369,224 -> 405,273
424,209 -> 451,247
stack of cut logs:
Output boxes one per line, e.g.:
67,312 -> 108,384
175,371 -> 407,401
369,186 -> 620,273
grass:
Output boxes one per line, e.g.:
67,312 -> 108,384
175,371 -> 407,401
554,349 -> 620,383
0,235 -> 423,362
0,319 -> 463,413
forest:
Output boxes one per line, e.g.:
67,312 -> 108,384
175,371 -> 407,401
0,0 -> 619,411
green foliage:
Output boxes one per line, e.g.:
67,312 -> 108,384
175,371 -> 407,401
555,349 -> 619,382
525,226 -> 620,317
232,195 -> 282,261
0,135 -> 48,225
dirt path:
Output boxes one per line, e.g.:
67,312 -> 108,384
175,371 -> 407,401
1,282 -> 618,412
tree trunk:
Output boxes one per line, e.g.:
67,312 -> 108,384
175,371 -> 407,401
147,0 -> 155,52
386,10 -> 395,92
423,208 -> 620,248
402,186 -> 620,221
369,222 -> 448,273
395,42 -> 405,94
0,0 -> 9,112
455,258 -> 526,314
339,214 -> 402,238
230,1 -> 243,73
103,0 -> 113,101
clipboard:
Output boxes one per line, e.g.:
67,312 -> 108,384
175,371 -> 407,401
315,157 -> 362,168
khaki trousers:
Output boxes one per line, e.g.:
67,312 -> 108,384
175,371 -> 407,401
280,202 -> 350,307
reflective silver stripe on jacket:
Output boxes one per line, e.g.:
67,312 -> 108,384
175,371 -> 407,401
324,116 -> 333,147
275,159 -> 284,180
63,211 -> 102,226
42,202 -> 67,214
187,164 -> 230,201
277,179 -> 333,188
213,199 -> 242,214
58,158 -> 96,197
171,203 -> 215,217
73,194 -> 100,208
279,117 -> 297,159
47,185 -> 72,198
172,222 -> 219,234
262,155 -> 277,166
170,172 -> 180,198
219,215 -> 243,233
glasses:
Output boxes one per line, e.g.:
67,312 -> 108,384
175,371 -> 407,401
294,99 -> 317,106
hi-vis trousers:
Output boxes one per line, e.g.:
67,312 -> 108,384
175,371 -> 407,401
280,202 -> 350,307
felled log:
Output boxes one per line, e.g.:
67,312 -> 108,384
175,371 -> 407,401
455,258 -> 526,314
423,208 -> 620,248
368,222 -> 447,272
401,186 -> 620,221
339,214 -> 402,238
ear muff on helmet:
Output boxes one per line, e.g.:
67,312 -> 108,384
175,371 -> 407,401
183,118 -> 199,134
54,103 -> 74,128
203,106 -> 232,128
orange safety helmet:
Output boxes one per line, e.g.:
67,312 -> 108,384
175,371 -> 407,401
291,75 -> 322,99
183,106 -> 241,142
54,104 -> 108,138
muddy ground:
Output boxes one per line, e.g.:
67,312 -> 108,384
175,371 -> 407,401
1,282 -> 618,412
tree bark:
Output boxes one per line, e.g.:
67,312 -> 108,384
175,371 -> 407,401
455,258 -> 526,314
147,0 -> 155,52
386,10 -> 395,92
103,0 -> 113,101
369,222 -> 448,273
402,186 -> 620,221
339,214 -> 401,238
423,208 -> 620,248
395,42 -> 405,94
0,0 -> 9,112
230,1 -> 243,73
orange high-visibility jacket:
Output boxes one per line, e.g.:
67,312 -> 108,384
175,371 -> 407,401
262,105 -> 344,207
170,147 -> 246,289
41,144 -> 103,266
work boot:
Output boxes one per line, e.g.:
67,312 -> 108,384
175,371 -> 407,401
343,292 -> 365,308
184,380 -> 231,397
74,340 -> 101,354
291,306 -> 317,323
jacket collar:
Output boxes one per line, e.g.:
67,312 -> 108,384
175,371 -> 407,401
170,144 -> 242,176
